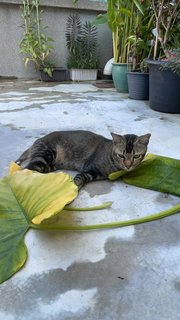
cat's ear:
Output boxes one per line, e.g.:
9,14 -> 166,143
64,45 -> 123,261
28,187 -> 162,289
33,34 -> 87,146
136,133 -> 151,145
111,132 -> 125,145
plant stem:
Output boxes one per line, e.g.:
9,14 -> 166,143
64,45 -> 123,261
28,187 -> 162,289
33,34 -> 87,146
35,0 -> 41,43
30,203 -> 180,231
163,0 -> 180,57
22,0 -> 28,34
64,201 -> 113,211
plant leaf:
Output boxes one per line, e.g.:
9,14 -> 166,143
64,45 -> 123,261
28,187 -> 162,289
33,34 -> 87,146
109,154 -> 180,196
92,13 -> 108,26
8,161 -> 22,174
0,164 -> 78,283
31,172 -> 78,224
0,176 -> 29,284
133,0 -> 145,15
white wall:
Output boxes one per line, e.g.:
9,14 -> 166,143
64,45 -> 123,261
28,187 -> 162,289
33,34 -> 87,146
0,0 -> 112,79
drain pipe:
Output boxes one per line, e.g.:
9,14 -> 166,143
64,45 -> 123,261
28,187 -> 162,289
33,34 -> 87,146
103,58 -> 114,75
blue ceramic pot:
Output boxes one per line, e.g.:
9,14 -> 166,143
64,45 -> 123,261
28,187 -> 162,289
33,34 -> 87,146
112,63 -> 131,93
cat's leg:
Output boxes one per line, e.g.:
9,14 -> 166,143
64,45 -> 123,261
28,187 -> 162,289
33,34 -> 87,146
23,141 -> 56,173
74,170 -> 105,189
15,148 -> 30,165
25,157 -> 52,173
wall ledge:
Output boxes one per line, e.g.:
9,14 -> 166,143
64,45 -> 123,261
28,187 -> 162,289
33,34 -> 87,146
0,0 -> 107,12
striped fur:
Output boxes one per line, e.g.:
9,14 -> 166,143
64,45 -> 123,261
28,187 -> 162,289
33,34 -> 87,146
16,130 -> 151,189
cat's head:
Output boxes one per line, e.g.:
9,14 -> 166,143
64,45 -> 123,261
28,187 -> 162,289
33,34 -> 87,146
111,132 -> 151,171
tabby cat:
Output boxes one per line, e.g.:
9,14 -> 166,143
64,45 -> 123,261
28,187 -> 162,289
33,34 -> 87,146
16,130 -> 151,189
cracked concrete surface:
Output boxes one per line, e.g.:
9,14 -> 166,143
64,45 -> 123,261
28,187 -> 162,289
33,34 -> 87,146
0,80 -> 179,320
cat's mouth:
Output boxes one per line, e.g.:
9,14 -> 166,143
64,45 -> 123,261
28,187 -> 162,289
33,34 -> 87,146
123,164 -> 137,171
124,167 -> 134,171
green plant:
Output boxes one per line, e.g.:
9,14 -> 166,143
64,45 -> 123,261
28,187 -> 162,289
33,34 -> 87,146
161,48 -> 180,75
66,14 -> 99,69
127,0 -> 154,71
151,0 -> 180,60
92,0 -> 145,63
20,0 -> 55,76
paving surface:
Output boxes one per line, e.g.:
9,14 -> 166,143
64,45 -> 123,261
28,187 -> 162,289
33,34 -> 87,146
0,80 -> 180,320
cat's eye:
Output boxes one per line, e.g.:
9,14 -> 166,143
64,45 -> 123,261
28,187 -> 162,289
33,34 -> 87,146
134,154 -> 141,159
117,153 -> 124,159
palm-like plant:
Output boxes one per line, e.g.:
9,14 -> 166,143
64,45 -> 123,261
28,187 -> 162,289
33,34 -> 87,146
66,14 -> 99,69
73,0 -> 146,64
81,21 -> 98,65
66,14 -> 82,54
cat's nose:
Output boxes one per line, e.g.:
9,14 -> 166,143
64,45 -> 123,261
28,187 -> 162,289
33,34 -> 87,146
124,162 -> 132,169
125,165 -> 131,170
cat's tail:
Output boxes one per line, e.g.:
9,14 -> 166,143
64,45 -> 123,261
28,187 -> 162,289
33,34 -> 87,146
15,148 -> 30,165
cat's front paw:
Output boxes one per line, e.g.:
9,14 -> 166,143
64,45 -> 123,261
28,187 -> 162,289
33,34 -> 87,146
74,173 -> 86,190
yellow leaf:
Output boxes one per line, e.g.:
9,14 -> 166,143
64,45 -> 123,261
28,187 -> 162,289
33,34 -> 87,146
8,161 -> 22,175
8,163 -> 78,224
31,172 -> 78,224
0,167 -> 78,283
7,169 -> 78,224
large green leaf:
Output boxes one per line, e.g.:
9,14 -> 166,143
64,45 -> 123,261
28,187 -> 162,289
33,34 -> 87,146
109,154 -> 180,196
0,177 -> 29,284
1,153 -> 180,284
0,164 -> 78,284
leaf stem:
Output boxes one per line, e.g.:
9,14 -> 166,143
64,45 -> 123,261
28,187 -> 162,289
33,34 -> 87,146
64,201 -> 113,211
30,203 -> 180,231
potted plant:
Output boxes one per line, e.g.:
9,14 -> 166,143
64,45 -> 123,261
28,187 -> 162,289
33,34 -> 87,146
127,1 -> 154,100
20,0 -> 66,81
147,0 -> 180,113
127,62 -> 149,100
94,0 -> 145,93
65,14 -> 99,81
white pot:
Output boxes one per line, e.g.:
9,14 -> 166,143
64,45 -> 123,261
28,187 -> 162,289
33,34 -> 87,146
103,58 -> 114,75
70,69 -> 97,81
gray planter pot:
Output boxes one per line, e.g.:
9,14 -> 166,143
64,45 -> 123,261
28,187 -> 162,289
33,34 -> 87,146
40,68 -> 66,82
127,72 -> 149,100
147,60 -> 180,113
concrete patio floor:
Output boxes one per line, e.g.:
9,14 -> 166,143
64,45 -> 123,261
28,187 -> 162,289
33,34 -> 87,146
0,79 -> 179,320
